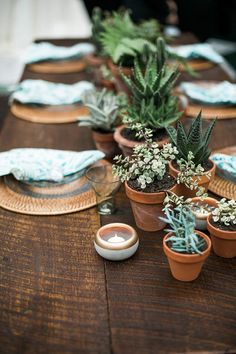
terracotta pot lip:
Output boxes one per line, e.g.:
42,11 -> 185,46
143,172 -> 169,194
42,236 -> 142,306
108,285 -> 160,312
114,125 -> 170,149
170,159 -> 216,175
163,230 -> 211,260
125,180 -> 176,197
207,215 -> 236,238
92,129 -> 114,136
108,60 -> 133,75
190,197 -> 218,220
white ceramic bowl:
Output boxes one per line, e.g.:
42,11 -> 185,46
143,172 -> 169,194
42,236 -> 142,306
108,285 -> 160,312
94,240 -> 139,261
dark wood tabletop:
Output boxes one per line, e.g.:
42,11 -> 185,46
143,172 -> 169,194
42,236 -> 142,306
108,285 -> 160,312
0,37 -> 235,354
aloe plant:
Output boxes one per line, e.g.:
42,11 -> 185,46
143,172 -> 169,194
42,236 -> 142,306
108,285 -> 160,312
78,89 -> 127,132
167,111 -> 217,165
160,206 -> 206,254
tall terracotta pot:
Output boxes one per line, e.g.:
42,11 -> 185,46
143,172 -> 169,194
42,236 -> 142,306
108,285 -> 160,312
163,231 -> 211,281
108,60 -> 132,96
92,130 -> 120,160
125,181 -> 177,232
207,216 -> 236,258
169,160 -> 216,198
114,125 -> 170,157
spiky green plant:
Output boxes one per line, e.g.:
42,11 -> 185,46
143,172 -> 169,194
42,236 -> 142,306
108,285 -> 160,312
91,7 -> 106,56
167,111 -> 217,165
160,206 -> 206,254
78,89 -> 127,132
121,39 -> 179,107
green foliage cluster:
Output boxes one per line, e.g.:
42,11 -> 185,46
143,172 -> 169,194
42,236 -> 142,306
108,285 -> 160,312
78,89 -> 127,132
212,198 -> 236,226
167,111 -> 216,166
160,206 -> 206,254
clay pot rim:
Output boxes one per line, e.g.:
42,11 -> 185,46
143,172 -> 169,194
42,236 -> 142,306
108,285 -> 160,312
108,60 -> 133,76
169,159 -> 216,182
114,125 -> 170,149
85,53 -> 108,66
163,231 -> 211,263
92,130 -> 115,142
190,197 -> 218,220
207,215 -> 236,239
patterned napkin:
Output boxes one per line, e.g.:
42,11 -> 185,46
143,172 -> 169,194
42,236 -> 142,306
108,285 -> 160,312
0,149 -> 105,182
168,43 -> 223,64
180,81 -> 236,105
25,42 -> 95,64
10,79 -> 94,106
211,153 -> 236,183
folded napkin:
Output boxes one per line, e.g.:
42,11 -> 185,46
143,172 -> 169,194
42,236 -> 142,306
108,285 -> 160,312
10,79 -> 94,105
211,153 -> 236,183
0,148 -> 104,182
25,42 -> 95,64
168,43 -> 224,64
180,81 -> 236,105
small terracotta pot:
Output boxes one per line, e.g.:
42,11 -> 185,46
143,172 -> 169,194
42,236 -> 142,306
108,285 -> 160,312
169,160 -> 216,198
114,125 -> 170,157
85,55 -> 115,90
85,54 -> 107,67
163,231 -> 211,281
190,197 -> 218,230
207,216 -> 236,258
92,130 -> 120,160
125,181 -> 177,232
108,60 -> 132,96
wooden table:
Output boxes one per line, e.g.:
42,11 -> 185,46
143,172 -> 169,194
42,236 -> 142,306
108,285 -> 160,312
0,38 -> 235,354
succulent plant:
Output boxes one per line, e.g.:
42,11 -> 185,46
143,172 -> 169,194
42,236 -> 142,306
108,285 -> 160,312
78,89 -> 127,132
91,7 -> 106,56
160,206 -> 206,254
113,128 -> 178,189
167,111 -> 217,166
212,198 -> 236,226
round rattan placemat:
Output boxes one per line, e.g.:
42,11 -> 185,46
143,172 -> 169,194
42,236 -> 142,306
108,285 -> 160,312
27,59 -> 87,74
11,102 -> 89,124
0,160 -> 109,215
209,146 -> 236,199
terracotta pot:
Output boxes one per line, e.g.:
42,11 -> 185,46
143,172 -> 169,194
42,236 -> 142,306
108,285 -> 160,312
114,125 -> 170,157
163,231 -> 211,281
125,181 -> 177,232
108,60 -> 132,96
92,130 -> 120,160
190,197 -> 218,230
169,160 -> 216,198
85,54 -> 107,67
207,216 -> 236,258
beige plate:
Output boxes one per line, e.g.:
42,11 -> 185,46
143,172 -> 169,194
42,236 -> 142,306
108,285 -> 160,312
0,160 -> 109,215
209,146 -> 236,199
27,59 -> 87,74
11,102 -> 89,124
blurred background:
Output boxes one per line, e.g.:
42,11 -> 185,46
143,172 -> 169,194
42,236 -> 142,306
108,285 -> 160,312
0,0 -> 236,87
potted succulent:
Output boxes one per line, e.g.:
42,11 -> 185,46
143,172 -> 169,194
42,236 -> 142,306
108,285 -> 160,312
100,9 -> 162,93
78,89 -> 127,159
114,48 -> 181,156
163,190 -> 218,231
160,206 -> 211,281
167,111 -> 217,198
113,128 -> 178,231
207,198 -> 236,258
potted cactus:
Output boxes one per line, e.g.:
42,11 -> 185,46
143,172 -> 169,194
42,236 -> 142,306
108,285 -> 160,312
114,48 -> 181,156
167,111 -> 217,198
207,198 -> 236,258
113,128 -> 178,231
100,9 -> 162,93
161,206 -> 211,281
78,89 -> 127,159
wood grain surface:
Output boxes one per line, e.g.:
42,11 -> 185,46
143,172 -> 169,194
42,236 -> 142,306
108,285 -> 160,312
0,37 -> 235,354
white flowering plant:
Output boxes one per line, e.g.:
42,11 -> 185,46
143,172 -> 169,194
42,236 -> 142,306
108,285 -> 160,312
212,198 -> 236,227
176,151 -> 211,197
112,128 -> 178,189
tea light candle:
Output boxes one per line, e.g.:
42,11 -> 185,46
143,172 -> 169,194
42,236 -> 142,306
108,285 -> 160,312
94,223 -> 139,261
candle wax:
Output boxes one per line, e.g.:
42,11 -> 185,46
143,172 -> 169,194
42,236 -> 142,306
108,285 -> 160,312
108,233 -> 125,243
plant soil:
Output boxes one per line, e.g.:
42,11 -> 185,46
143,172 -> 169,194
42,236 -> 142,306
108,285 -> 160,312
173,159 -> 213,172
93,128 -> 113,134
121,127 -> 168,142
210,219 -> 236,232
127,174 -> 175,193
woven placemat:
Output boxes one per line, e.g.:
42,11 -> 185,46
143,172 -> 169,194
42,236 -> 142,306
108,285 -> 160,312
27,59 -> 87,74
209,146 -> 236,199
11,102 -> 89,124
0,160 -> 109,215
